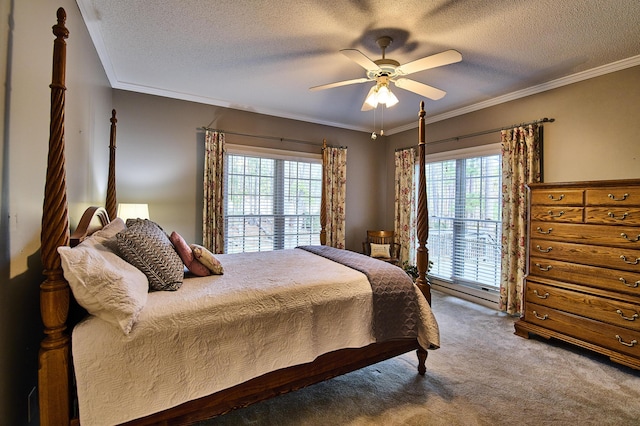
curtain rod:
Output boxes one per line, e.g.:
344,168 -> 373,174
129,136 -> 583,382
395,117 -> 554,152
200,127 -> 322,148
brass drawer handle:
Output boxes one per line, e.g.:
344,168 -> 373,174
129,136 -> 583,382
535,263 -> 552,272
621,233 -> 640,242
548,194 -> 564,201
620,255 -> 640,265
533,290 -> 549,299
615,335 -> 638,347
536,245 -> 552,253
616,309 -> 639,321
532,311 -> 548,320
608,193 -> 629,201
536,226 -> 553,234
619,277 -> 640,288
608,211 -> 628,220
547,210 -> 564,218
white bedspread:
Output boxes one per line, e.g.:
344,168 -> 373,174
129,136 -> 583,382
72,248 -> 439,425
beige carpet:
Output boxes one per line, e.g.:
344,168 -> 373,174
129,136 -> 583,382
199,290 -> 640,425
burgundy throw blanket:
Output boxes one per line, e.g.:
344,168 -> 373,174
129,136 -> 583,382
298,245 -> 418,342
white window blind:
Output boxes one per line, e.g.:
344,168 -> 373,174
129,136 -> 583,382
426,147 -> 502,290
224,148 -> 322,253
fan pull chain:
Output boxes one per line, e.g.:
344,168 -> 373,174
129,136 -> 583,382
371,105 -> 386,140
371,105 -> 377,139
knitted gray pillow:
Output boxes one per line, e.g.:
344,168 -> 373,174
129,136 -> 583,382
116,220 -> 183,291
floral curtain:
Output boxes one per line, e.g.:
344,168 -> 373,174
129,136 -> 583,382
499,125 -> 541,314
324,145 -> 347,249
203,130 -> 225,253
394,147 -> 416,265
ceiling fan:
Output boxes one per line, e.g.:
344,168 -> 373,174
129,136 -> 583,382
310,36 -> 462,111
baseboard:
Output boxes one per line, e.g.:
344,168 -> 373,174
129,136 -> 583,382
431,280 -> 500,310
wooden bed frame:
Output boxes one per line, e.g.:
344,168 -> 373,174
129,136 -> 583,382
39,8 -> 432,425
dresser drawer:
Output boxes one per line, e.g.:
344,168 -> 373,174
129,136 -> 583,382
525,281 -> 640,331
524,302 -> 640,358
585,207 -> 640,225
529,257 -> 640,297
530,221 -> 640,248
531,189 -> 584,206
530,239 -> 640,273
586,186 -> 640,206
530,206 -> 583,223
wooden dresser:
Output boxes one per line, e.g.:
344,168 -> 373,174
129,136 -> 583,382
514,179 -> 640,370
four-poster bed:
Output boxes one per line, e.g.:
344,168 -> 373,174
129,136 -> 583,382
39,8 -> 435,425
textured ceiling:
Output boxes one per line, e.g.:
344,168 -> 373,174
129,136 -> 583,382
77,0 -> 640,134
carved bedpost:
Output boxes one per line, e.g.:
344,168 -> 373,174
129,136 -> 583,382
39,8 -> 71,425
415,101 -> 431,305
106,109 -> 118,220
320,139 -> 327,245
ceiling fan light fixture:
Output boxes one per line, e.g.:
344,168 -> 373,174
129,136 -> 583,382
365,83 -> 399,108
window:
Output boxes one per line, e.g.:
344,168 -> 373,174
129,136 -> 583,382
425,145 -> 502,291
224,147 -> 322,253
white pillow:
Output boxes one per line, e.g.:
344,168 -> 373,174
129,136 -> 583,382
58,228 -> 148,335
90,217 -> 126,242
370,243 -> 391,258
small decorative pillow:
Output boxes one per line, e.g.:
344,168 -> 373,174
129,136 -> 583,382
169,231 -> 211,277
116,220 -> 184,291
190,244 -> 224,275
58,237 -> 148,335
370,243 -> 391,258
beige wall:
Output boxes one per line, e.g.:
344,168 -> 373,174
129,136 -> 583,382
0,1 -> 112,423
385,66 -> 640,226
112,90 -> 386,252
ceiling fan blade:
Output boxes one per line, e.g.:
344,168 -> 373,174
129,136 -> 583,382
340,49 -> 381,71
360,85 -> 377,111
397,49 -> 462,76
309,77 -> 369,91
394,78 -> 446,100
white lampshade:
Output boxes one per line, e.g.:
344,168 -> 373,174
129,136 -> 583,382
385,90 -> 399,107
117,203 -> 150,220
365,90 -> 379,108
377,85 -> 391,103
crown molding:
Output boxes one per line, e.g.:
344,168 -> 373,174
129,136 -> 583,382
387,55 -> 640,135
